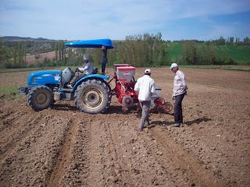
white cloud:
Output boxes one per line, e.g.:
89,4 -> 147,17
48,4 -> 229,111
0,0 -> 250,40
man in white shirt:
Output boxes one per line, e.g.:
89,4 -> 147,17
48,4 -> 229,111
170,63 -> 188,127
70,55 -> 94,87
78,55 -> 94,75
134,69 -> 155,131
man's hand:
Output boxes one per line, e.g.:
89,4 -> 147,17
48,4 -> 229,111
74,68 -> 79,72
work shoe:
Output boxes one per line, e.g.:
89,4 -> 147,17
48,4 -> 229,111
173,123 -> 181,127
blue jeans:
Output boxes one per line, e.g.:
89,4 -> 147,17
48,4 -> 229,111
174,93 -> 185,124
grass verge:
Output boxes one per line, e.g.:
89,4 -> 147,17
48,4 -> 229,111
0,85 -> 19,100
181,65 -> 250,72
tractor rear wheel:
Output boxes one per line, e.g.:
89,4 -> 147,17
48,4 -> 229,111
75,79 -> 111,114
27,86 -> 53,111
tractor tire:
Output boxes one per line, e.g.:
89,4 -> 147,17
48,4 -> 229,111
75,79 -> 111,114
27,86 -> 53,111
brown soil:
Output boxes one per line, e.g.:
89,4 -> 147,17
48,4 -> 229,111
0,68 -> 249,187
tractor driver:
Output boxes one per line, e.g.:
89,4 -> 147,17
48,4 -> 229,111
70,55 -> 94,87
77,55 -> 94,75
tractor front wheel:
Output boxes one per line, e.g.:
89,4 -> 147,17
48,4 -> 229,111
75,79 -> 111,114
27,86 -> 53,111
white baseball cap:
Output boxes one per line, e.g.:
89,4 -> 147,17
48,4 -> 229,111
145,69 -> 151,74
83,54 -> 88,61
170,63 -> 178,69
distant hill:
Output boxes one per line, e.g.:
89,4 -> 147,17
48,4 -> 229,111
1,36 -> 249,68
0,36 -> 57,55
0,36 -> 54,42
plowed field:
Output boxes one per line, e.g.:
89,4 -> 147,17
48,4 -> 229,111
0,68 -> 249,187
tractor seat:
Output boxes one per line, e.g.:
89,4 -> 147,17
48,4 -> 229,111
92,68 -> 98,74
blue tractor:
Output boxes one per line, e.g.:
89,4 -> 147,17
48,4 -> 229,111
19,39 -> 113,114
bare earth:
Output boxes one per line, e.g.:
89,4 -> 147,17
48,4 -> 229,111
0,67 -> 249,187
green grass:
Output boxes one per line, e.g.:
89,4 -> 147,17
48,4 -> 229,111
167,43 -> 183,63
214,45 -> 250,65
0,67 -> 65,74
0,67 -> 43,73
225,46 -> 250,64
181,65 -> 250,72
0,85 -> 19,99
166,43 -> 250,65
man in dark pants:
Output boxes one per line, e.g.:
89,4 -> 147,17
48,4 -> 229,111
174,93 -> 185,125
101,45 -> 107,75
170,63 -> 187,127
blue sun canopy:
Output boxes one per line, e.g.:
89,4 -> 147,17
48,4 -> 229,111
65,38 -> 114,49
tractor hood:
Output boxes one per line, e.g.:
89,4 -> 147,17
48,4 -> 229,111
65,39 -> 114,49
27,70 -> 61,86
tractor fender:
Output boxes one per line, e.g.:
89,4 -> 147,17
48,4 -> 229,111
72,74 -> 110,91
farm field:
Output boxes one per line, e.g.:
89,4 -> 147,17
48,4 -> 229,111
167,43 -> 250,65
0,67 -> 250,187
26,51 -> 56,65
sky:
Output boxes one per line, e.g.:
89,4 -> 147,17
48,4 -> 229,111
0,0 -> 250,41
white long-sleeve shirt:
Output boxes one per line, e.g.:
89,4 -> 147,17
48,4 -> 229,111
134,75 -> 155,101
173,70 -> 187,96
78,62 -> 94,75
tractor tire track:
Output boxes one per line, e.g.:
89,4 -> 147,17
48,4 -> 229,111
83,116 -> 122,187
101,120 -> 130,186
85,115 -> 138,186
0,112 -> 70,186
47,118 -> 78,187
0,113 -> 44,162
0,110 -> 15,132
56,115 -> 92,186
85,114 -> 186,187
149,127 -> 228,187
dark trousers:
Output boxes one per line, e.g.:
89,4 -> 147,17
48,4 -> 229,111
139,101 -> 151,130
174,93 -> 185,124
101,61 -> 107,74
101,49 -> 107,74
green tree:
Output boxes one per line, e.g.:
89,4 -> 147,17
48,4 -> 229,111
182,41 -> 198,65
118,32 -> 167,67
0,39 -> 6,68
243,37 -> 250,45
216,36 -> 226,45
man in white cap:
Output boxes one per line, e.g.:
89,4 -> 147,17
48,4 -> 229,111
134,69 -> 155,131
170,63 -> 187,127
70,55 -> 94,87
77,54 -> 94,75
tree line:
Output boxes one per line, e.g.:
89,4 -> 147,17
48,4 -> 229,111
0,34 -> 249,69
